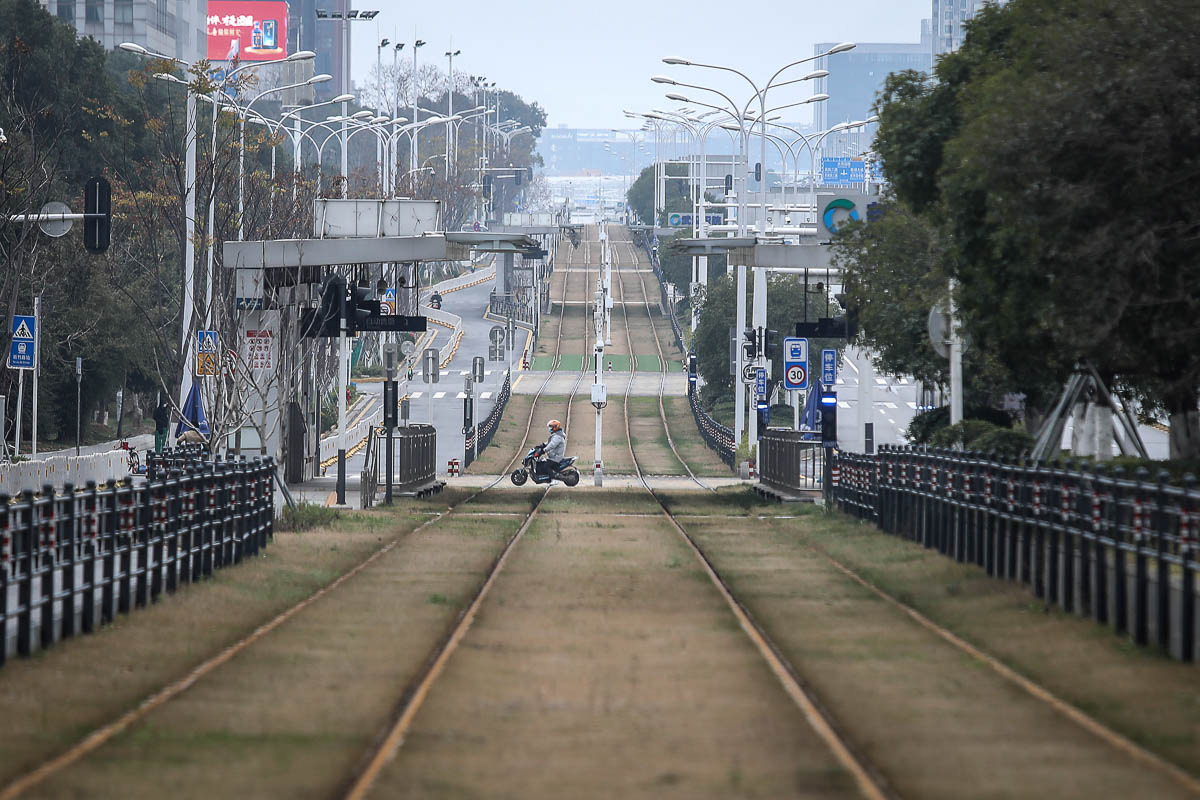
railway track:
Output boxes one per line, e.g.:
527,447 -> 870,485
7,225 -> 1193,800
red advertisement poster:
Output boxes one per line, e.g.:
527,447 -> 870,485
207,1 -> 289,62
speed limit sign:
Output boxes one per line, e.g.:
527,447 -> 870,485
786,364 -> 807,388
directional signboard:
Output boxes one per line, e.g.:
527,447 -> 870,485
821,348 -> 837,387
821,157 -> 866,186
782,336 -> 809,391
196,330 -> 219,376
7,315 -> 36,370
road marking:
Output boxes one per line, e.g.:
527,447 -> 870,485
838,401 -> 851,409
878,408 -> 888,415
875,377 -> 888,385
480,392 -> 492,400
433,391 -> 446,399
888,419 -> 896,424
897,377 -> 909,384
409,392 -> 422,399
882,402 -> 898,409
906,402 -> 917,409
456,392 -> 467,399
844,358 -> 860,374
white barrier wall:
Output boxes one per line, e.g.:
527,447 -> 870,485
1,450 -> 133,496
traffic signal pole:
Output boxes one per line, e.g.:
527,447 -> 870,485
336,283 -> 348,506
750,266 -> 767,452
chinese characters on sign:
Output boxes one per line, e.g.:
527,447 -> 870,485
821,157 -> 866,187
244,330 -> 274,371
206,0 -> 288,62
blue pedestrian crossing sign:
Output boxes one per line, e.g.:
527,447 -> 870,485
7,315 -> 36,370
821,348 -> 837,386
196,330 -> 219,377
783,336 -> 809,391
382,288 -> 397,315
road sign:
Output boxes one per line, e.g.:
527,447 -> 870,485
821,348 -> 837,386
783,336 -> 809,391
244,329 -> 273,370
489,325 -> 505,346
7,315 -> 36,370
382,287 -> 396,315
195,330 -> 219,377
821,157 -> 866,186
741,364 -> 758,384
754,367 -> 766,398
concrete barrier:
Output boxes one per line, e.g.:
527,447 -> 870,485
0,450 -> 134,496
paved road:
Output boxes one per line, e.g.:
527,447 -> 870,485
337,269 -> 518,482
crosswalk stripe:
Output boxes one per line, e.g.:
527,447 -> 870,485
433,391 -> 446,399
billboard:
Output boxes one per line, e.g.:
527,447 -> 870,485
207,1 -> 288,62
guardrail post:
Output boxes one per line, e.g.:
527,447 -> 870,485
0,492 -> 10,667
16,490 -> 34,656
38,484 -> 56,650
1112,466 -> 1128,634
1132,467 -> 1150,646
81,481 -> 98,634
1182,473 -> 1196,662
1047,460 -> 1062,607
60,482 -> 78,640
1155,469 -> 1170,654
1062,461 -> 1077,614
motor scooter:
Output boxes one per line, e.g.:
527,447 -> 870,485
510,443 -> 580,486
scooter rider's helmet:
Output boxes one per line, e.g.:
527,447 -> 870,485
547,419 -> 563,433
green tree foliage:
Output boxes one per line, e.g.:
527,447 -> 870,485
625,163 -> 690,225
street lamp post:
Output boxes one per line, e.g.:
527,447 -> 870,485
410,39 -> 426,176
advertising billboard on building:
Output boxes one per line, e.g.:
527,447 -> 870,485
207,1 -> 288,62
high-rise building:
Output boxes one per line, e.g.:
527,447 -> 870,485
932,0 -> 1008,56
813,24 -> 933,132
41,0 -> 208,62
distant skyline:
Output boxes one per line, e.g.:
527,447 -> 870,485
349,1 -> 931,130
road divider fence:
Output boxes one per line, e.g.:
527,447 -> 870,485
833,445 -> 1199,662
0,453 -> 275,668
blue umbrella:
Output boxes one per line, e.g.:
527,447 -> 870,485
801,381 -> 823,439
174,382 -> 210,438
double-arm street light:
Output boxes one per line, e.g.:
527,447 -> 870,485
652,43 -> 853,452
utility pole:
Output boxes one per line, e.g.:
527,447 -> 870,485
336,278 -> 348,506
75,357 -> 82,456
32,294 -> 39,457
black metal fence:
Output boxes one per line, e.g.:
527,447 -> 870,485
688,386 -> 736,468
1,454 -> 275,668
488,292 -> 533,325
833,445 -> 1198,662
464,373 -> 511,470
759,429 -> 824,492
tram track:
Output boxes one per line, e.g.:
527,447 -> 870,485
0,226 -> 601,800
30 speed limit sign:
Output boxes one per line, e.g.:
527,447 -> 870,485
785,363 -> 807,387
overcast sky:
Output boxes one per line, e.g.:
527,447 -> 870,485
349,1 -> 930,130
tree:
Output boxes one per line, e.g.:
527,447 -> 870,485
865,0 -> 1200,456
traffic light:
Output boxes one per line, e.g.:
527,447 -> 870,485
754,162 -> 762,183
741,328 -> 758,361
820,391 -> 838,446
514,169 -> 522,185
83,176 -> 111,254
351,281 -> 380,327
483,174 -> 493,194
301,275 -> 346,338
724,174 -> 733,194
762,328 -> 779,359
834,293 -> 859,340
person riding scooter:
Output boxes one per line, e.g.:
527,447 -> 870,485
537,419 -> 567,480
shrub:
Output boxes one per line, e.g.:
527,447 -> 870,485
906,404 -> 1015,445
278,503 -> 341,532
